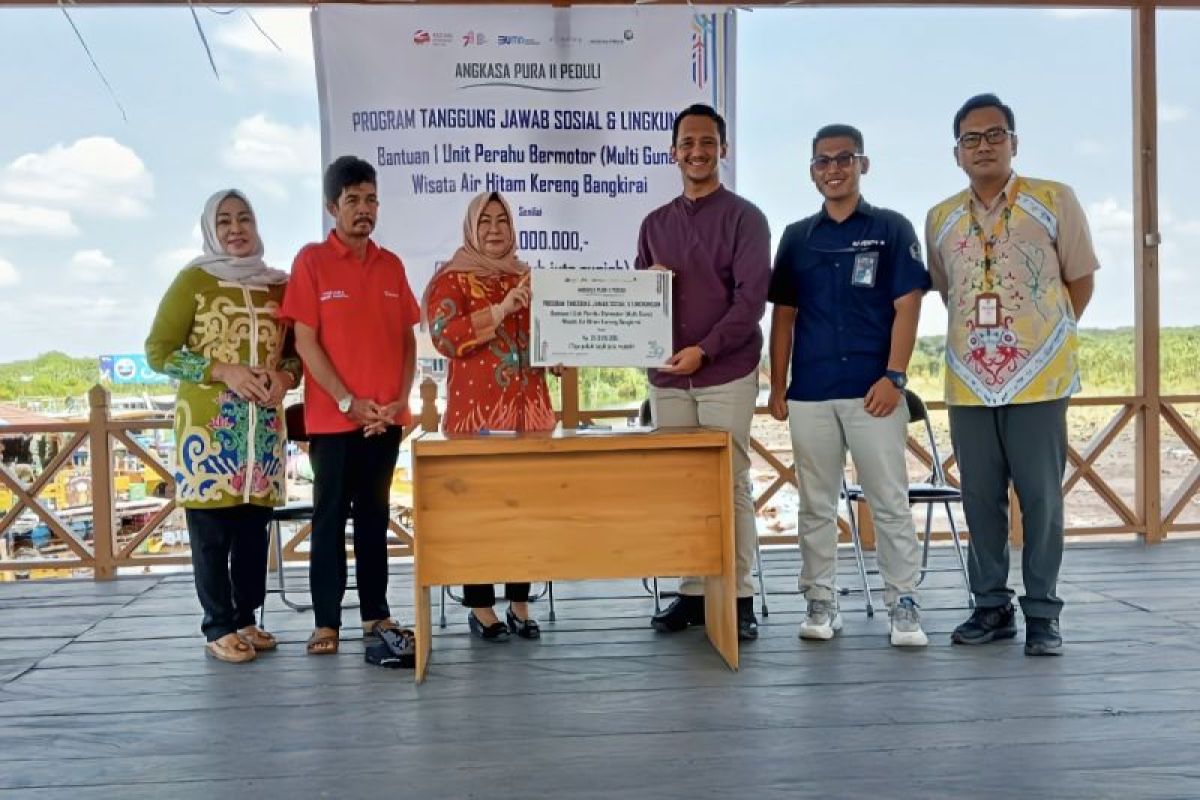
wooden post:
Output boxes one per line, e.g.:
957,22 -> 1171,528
1133,3 -> 1163,543
560,368 -> 580,429
88,385 -> 116,580
419,377 -> 440,433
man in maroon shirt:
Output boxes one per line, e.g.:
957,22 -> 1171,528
636,103 -> 771,640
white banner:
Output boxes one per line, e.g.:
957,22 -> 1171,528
530,269 -> 673,368
312,5 -> 735,306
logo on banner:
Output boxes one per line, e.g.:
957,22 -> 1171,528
587,30 -> 631,46
498,34 -> 541,46
462,31 -> 487,46
413,29 -> 453,46
691,15 -> 714,90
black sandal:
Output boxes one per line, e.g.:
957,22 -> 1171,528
506,606 -> 541,640
467,612 -> 510,642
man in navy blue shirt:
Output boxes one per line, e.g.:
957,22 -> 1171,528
768,124 -> 931,647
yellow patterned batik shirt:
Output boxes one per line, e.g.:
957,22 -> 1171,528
924,174 -> 1100,407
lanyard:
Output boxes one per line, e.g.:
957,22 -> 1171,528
966,177 -> 1021,291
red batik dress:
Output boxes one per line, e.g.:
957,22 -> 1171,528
426,270 -> 557,433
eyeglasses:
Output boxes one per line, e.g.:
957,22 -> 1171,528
957,127 -> 1013,149
810,152 -> 862,171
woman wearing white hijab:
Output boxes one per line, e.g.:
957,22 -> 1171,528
146,189 -> 300,663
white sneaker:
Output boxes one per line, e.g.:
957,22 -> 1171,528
889,597 -> 929,647
799,599 -> 842,640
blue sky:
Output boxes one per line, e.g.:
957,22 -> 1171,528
0,5 -> 1196,363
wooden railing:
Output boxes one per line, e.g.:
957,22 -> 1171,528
1,383 -> 1197,579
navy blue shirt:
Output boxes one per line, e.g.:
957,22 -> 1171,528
768,200 -> 931,402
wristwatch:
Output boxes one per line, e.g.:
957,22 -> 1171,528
337,394 -> 353,414
884,370 -> 908,390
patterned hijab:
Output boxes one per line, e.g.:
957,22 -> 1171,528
185,189 -> 289,286
422,191 -> 529,324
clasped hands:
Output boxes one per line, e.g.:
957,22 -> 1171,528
212,363 -> 293,407
347,397 -> 407,437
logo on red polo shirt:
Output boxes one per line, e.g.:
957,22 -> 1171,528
319,289 -> 351,302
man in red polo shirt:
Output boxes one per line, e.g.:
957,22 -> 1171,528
281,155 -> 421,656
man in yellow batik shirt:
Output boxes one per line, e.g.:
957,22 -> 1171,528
925,94 -> 1099,657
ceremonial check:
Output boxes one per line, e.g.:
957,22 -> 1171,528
531,269 -> 673,368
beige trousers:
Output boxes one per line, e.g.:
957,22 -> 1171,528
650,369 -> 759,598
787,399 -> 921,607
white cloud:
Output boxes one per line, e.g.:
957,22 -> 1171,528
68,249 -> 117,284
0,202 -> 80,237
155,222 -> 203,276
1159,104 -> 1190,124
214,10 -> 314,90
223,113 -> 320,180
1,137 -> 154,218
0,256 -> 19,287
1087,198 -> 1134,242
0,291 -> 162,360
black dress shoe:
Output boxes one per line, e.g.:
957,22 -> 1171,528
650,594 -> 705,633
737,597 -> 759,641
506,606 -> 541,640
1024,617 -> 1063,656
467,612 -> 510,642
951,603 -> 1017,645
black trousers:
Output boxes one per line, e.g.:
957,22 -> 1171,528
185,505 -> 272,642
462,582 -> 530,609
308,426 -> 402,629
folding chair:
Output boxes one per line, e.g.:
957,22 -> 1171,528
841,389 -> 973,617
639,399 -> 770,617
260,403 -> 358,625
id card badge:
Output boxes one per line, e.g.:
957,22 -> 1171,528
975,292 -> 1000,328
851,251 -> 879,287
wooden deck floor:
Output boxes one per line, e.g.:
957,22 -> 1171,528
2,541 -> 1200,799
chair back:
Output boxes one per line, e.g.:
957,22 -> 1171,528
902,389 -> 948,486
903,388 -> 929,424
284,403 -> 308,443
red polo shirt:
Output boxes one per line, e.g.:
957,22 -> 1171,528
281,231 -> 421,434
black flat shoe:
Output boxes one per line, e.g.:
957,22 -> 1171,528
506,607 -> 541,640
737,597 -> 759,641
650,594 -> 705,633
467,612 -> 510,642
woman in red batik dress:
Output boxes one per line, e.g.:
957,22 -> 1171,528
423,190 -> 557,643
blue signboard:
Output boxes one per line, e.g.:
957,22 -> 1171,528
99,354 -> 171,385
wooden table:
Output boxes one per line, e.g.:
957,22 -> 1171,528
410,427 -> 737,682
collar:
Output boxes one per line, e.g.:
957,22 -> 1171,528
326,229 -> 378,262
677,183 -> 728,213
817,196 -> 873,224
969,173 -> 1019,214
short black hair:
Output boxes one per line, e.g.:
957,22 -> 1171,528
812,124 -> 864,156
953,93 -> 1016,139
323,155 -> 377,205
672,103 -> 727,146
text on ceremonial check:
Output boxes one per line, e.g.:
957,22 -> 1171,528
530,269 -> 672,368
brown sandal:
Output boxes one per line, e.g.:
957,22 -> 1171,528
206,633 -> 257,663
238,626 -> 278,651
306,627 -> 339,655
